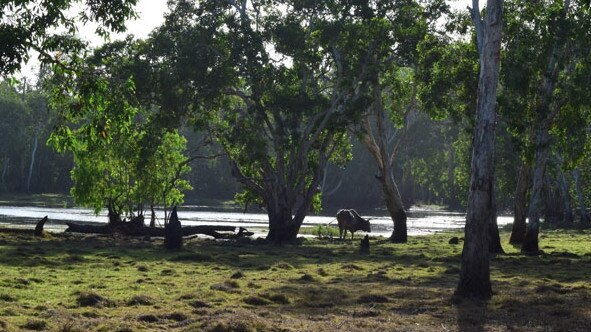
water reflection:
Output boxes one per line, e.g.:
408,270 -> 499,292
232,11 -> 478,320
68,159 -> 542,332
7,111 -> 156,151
0,205 -> 513,237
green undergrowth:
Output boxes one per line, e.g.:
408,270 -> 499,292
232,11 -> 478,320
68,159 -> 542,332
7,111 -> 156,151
0,227 -> 589,331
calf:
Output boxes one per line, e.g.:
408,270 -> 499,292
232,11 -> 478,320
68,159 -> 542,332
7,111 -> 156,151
336,209 -> 371,240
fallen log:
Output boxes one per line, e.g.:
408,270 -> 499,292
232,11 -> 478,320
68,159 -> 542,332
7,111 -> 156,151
64,222 -> 252,239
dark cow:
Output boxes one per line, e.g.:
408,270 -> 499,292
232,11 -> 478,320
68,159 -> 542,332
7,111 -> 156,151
336,209 -> 371,240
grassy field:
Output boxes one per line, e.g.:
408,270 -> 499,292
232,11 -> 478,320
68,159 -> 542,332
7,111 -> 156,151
0,227 -> 589,331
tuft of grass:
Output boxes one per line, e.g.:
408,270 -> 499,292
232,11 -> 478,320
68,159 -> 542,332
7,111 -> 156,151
211,280 -> 241,293
75,291 -> 114,307
127,294 -> 155,306
170,253 -> 213,262
188,300 -> 212,308
260,293 -> 290,304
357,294 -> 389,303
0,293 -> 17,302
162,312 -> 188,322
243,296 -> 271,306
21,319 -> 48,331
137,314 -> 159,323
298,274 -> 315,282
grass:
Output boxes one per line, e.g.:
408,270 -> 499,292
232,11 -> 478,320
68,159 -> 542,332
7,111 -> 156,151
0,227 -> 589,331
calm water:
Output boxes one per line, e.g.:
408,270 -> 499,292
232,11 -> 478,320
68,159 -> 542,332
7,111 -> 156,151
0,205 -> 513,237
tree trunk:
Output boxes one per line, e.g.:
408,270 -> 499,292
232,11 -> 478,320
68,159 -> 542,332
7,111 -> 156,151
150,204 -> 156,228
1,157 -> 9,191
573,168 -> 589,225
557,167 -> 573,224
266,203 -> 300,244
27,127 -> 40,192
510,161 -> 530,244
523,0 -> 571,254
488,192 -> 504,255
523,128 -> 550,254
379,172 -> 407,243
455,0 -> 503,301
107,202 -> 122,225
447,141 -> 461,210
360,79 -> 408,243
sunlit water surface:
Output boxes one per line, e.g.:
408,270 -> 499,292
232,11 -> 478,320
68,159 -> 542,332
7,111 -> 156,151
0,206 -> 513,237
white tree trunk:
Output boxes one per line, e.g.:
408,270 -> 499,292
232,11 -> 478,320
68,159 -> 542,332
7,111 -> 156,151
455,0 -> 503,301
27,125 -> 41,192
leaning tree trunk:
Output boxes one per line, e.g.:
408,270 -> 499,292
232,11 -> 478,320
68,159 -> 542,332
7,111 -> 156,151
573,168 -> 589,225
510,160 -> 530,244
361,78 -> 408,243
380,171 -> 407,243
455,0 -> 503,301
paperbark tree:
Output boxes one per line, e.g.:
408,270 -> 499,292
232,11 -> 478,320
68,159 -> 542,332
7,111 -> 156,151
522,0 -> 572,254
455,0 -> 503,301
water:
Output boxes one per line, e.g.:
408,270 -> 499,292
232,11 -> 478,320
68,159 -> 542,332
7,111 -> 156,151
0,205 -> 513,237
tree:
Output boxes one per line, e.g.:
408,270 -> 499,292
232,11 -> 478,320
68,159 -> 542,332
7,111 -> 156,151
47,40 -> 192,224
498,0 -> 591,253
145,0 -> 389,243
0,0 -> 137,76
344,0 -> 443,243
455,0 -> 503,301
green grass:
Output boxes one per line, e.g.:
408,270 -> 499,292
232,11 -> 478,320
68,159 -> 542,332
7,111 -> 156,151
0,227 -> 589,331
298,224 -> 341,237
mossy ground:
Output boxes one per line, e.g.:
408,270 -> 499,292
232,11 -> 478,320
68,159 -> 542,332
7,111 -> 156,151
0,227 -> 589,331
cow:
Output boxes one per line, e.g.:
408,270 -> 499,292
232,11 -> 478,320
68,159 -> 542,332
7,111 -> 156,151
336,209 -> 371,240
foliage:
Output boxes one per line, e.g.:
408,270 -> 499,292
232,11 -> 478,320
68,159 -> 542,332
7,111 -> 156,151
47,40 -> 192,218
0,0 -> 137,76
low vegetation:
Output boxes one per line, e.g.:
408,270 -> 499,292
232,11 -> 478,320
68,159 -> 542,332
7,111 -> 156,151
0,227 -> 589,331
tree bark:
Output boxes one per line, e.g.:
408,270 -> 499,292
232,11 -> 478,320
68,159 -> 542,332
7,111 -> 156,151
573,168 -> 589,225
455,0 -> 503,301
510,160 -> 530,244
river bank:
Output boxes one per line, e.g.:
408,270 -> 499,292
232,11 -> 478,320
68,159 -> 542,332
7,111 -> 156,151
0,204 -> 514,238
